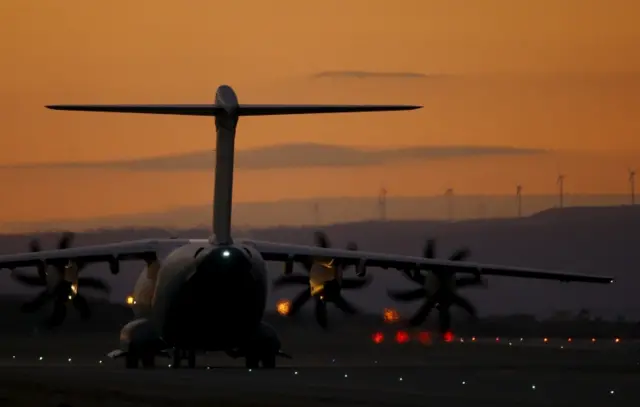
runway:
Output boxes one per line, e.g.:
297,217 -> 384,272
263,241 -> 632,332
1,337 -> 639,407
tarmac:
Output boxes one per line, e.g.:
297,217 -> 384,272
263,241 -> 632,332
1,336 -> 639,407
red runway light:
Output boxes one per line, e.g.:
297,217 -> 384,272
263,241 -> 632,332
395,330 -> 410,344
443,331 -> 454,343
567,337 -> 572,343
614,337 -> 620,343
417,331 -> 431,345
495,337 -> 500,342
372,332 -> 384,344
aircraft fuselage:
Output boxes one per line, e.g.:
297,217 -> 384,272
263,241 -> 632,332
145,242 -> 268,351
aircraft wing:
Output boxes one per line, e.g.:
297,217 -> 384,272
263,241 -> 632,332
244,240 -> 614,284
0,238 -> 207,270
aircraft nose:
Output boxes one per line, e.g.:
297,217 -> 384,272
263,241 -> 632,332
190,246 -> 253,286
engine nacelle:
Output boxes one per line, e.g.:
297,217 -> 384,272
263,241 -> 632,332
109,257 -> 120,275
355,258 -> 367,277
283,256 -> 294,275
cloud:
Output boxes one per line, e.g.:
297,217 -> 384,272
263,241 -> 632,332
3,143 -> 546,172
310,71 -> 449,80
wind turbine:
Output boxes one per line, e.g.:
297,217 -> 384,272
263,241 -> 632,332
516,184 -> 523,217
629,169 -> 636,205
556,174 -> 565,208
444,188 -> 454,222
378,187 -> 388,221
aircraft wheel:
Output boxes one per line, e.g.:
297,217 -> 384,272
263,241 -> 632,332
171,349 -> 181,369
261,353 -> 276,369
125,352 -> 139,369
141,352 -> 156,369
245,355 -> 260,369
187,350 -> 196,369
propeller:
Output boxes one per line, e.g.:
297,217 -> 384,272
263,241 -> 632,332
10,232 -> 111,328
387,238 -> 484,336
272,231 -> 370,329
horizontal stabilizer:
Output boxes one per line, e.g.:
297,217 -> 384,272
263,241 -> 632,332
46,105 -> 225,116
46,104 -> 422,116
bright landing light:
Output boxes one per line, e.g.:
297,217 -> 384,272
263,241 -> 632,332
222,250 -> 230,258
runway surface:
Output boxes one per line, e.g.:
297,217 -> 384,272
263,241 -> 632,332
1,337 -> 639,407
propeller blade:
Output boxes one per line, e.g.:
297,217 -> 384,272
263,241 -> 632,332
346,242 -> 358,251
332,295 -> 357,315
273,274 -> 309,288
58,232 -> 74,250
287,289 -> 312,316
46,300 -> 67,328
314,231 -> 331,248
388,288 -> 425,302
408,297 -> 438,326
29,239 -> 41,252
400,268 -> 426,286
27,239 -> 48,281
72,294 -> 91,320
423,239 -> 435,259
314,298 -> 328,329
11,272 -> 47,287
341,277 -> 371,290
77,277 -> 111,293
449,248 -> 471,262
20,290 -> 53,313
456,275 -> 483,288
438,307 -> 452,334
450,294 -> 478,318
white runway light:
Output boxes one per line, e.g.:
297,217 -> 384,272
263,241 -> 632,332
531,385 -> 536,390
39,356 -> 43,361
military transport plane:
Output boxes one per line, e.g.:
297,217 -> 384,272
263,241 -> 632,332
0,84 -> 614,370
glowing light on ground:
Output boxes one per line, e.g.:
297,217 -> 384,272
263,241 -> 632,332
276,299 -> 291,316
372,332 -> 384,344
417,331 -> 431,345
395,330 -> 410,344
383,308 -> 400,323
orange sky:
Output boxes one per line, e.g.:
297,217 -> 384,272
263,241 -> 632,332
1,0 -> 640,225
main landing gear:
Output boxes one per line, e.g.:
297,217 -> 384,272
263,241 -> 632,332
244,351 -> 276,369
171,348 -> 196,369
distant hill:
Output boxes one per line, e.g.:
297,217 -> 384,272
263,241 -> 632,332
2,143 -> 543,172
1,205 -> 640,321
0,193 -> 634,234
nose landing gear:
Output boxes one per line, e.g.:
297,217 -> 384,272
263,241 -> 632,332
171,348 -> 196,369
